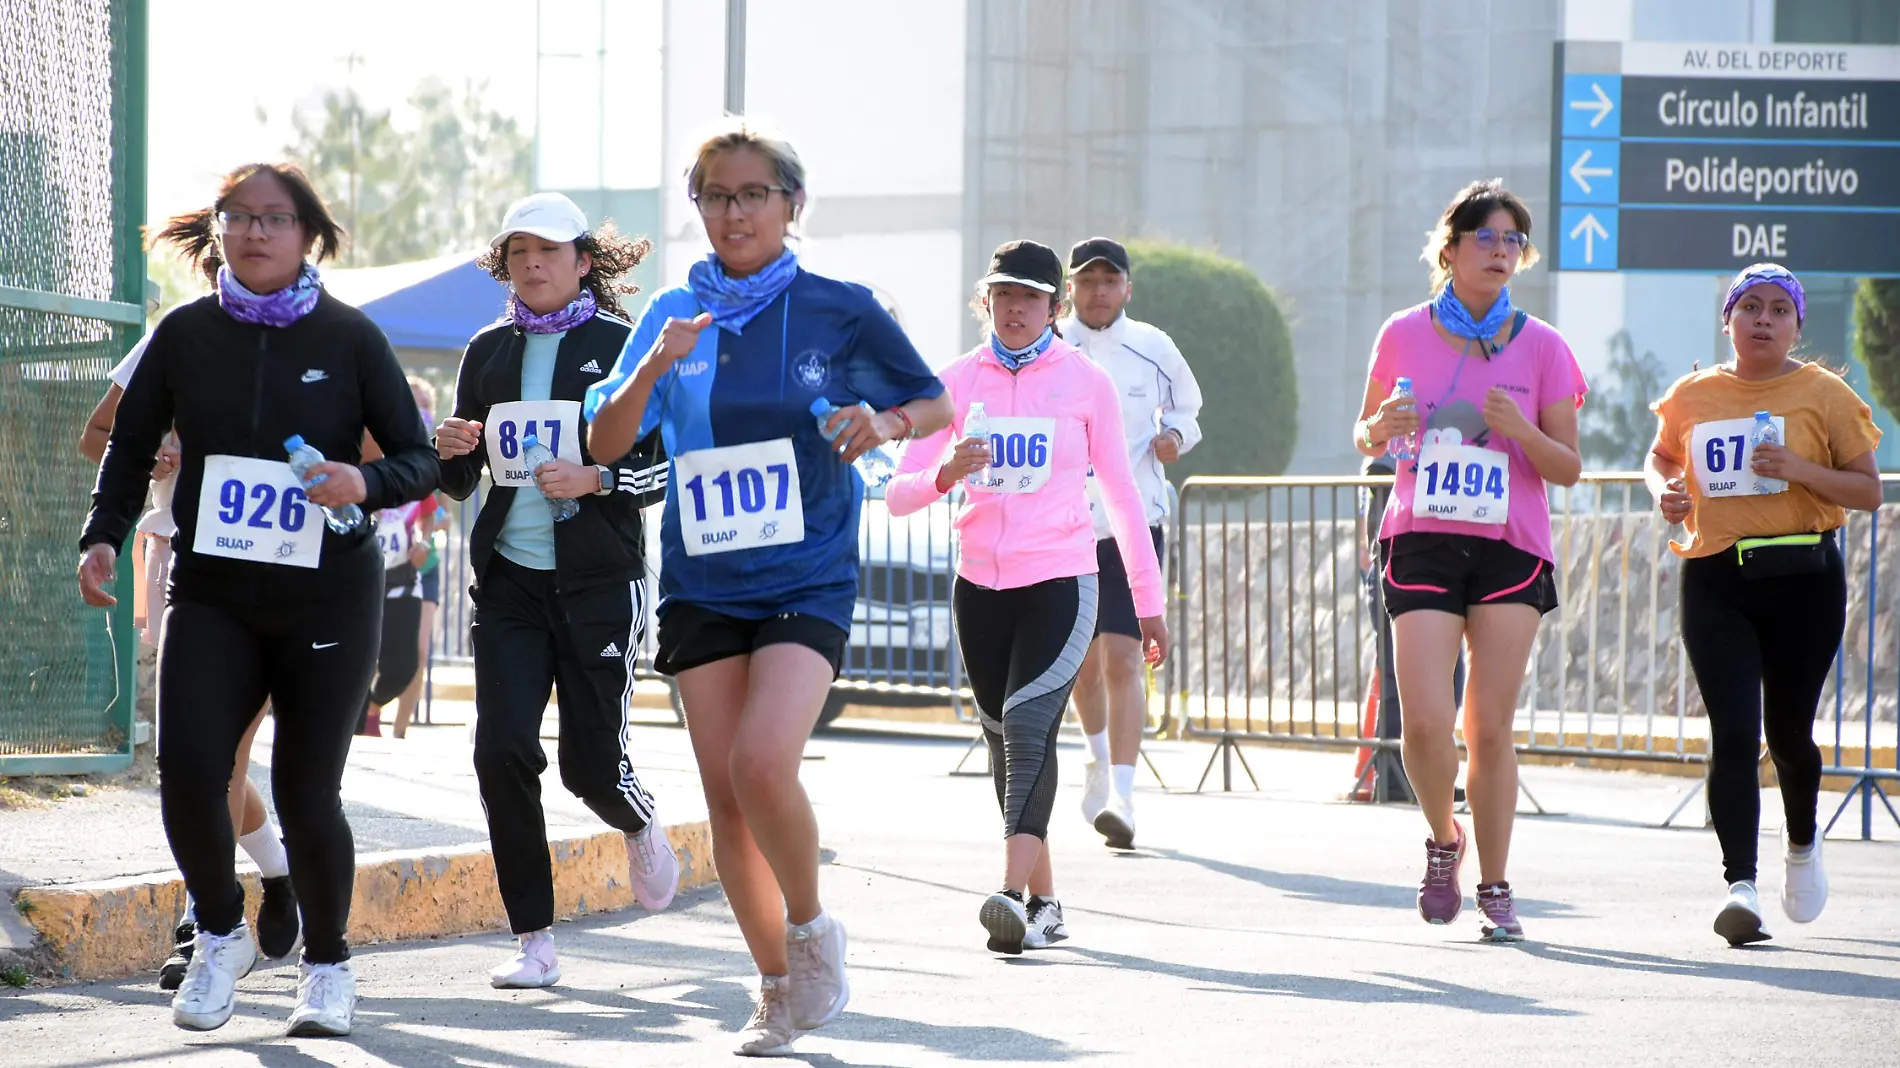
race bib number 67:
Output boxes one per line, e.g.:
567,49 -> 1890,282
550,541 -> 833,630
1691,416 -> 1786,497
674,438 -> 806,557
193,454 -> 323,569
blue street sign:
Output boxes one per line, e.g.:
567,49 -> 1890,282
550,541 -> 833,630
1562,74 -> 1621,139
1559,206 -> 1618,271
1561,140 -> 1620,204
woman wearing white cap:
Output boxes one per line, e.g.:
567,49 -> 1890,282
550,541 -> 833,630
433,192 -> 679,988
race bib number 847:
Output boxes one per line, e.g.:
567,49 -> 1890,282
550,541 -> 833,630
485,400 -> 583,487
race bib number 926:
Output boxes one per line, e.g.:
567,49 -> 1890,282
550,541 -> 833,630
193,454 -> 323,569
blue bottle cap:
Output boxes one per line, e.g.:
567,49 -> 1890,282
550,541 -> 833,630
283,435 -> 305,451
1755,410 -> 1771,420
808,397 -> 834,417
1396,377 -> 1412,391
522,433 -> 540,448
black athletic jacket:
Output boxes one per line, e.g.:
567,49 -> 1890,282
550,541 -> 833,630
82,291 -> 441,598
438,311 -> 667,593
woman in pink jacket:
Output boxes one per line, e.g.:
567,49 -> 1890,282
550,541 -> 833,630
887,240 -> 1169,955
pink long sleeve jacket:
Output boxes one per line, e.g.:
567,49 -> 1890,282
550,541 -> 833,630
885,336 -> 1165,619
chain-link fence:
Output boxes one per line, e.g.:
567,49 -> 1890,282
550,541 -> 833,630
0,0 -> 146,774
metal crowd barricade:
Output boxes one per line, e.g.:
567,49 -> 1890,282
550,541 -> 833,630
1169,472 -> 1900,839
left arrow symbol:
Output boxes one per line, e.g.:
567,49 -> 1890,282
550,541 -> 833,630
1568,149 -> 1613,195
1569,213 -> 1610,266
1569,82 -> 1614,128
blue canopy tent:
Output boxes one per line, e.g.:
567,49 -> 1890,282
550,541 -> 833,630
322,252 -> 509,362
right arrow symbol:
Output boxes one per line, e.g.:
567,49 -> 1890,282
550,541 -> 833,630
1569,213 -> 1610,265
1568,148 -> 1613,195
1569,82 -> 1614,127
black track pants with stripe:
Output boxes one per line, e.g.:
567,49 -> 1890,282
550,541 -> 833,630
471,555 -> 657,933
954,574 -> 1099,840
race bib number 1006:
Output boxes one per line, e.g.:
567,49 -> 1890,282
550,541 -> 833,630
674,438 -> 806,557
968,417 -> 1056,494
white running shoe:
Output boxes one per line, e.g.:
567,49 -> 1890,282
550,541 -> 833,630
1080,762 -> 1110,825
489,930 -> 560,989
170,922 -> 257,1031
785,913 -> 849,1031
1023,898 -> 1069,950
287,960 -> 356,1037
1714,880 -> 1773,946
734,974 -> 797,1057
1781,834 -> 1829,924
1094,791 -> 1136,850
626,824 -> 680,911
980,891 -> 1028,955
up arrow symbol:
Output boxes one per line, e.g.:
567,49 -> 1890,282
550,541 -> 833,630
1569,82 -> 1615,128
1569,213 -> 1610,266
1568,148 -> 1613,195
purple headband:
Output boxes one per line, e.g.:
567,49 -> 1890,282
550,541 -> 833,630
1722,263 -> 1805,325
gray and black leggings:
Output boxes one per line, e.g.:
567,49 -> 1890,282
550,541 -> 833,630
954,575 -> 1099,839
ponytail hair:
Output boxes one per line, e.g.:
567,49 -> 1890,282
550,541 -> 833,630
151,162 -> 346,286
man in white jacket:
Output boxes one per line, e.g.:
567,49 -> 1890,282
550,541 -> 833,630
1061,237 -> 1204,848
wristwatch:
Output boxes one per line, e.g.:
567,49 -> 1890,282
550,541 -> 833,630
594,465 -> 614,496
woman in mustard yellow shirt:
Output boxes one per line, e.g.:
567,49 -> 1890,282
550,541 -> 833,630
1644,263 -> 1881,947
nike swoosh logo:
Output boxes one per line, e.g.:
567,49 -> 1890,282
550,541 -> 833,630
312,642 -> 339,650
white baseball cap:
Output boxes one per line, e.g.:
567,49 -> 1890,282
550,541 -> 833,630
489,192 -> 589,249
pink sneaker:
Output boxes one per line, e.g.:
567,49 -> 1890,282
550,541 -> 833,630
1477,882 -> 1525,942
1418,821 -> 1466,925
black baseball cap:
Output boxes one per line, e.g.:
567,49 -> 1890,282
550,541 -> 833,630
978,240 -> 1064,294
1069,236 -> 1130,274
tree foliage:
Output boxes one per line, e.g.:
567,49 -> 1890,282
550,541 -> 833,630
284,79 -> 531,267
1123,241 -> 1299,478
1577,328 -> 1668,470
1852,278 -> 1900,424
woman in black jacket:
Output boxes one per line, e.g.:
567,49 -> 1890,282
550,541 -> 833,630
77,162 -> 439,1038
433,193 -> 677,990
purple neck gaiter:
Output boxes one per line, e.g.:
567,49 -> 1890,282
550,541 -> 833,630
218,262 -> 322,327
511,289 -> 597,334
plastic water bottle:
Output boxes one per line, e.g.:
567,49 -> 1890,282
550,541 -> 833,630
808,397 -> 898,489
1387,377 -> 1418,461
1750,410 -> 1787,495
521,433 -> 580,521
963,401 -> 992,489
283,435 -> 364,534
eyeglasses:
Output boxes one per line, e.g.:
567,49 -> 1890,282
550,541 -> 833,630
692,185 -> 789,217
1465,227 -> 1530,253
217,211 -> 300,235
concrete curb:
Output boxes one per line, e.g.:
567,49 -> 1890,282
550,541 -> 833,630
14,819 -> 715,984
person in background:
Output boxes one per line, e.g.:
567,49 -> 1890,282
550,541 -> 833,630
585,121 -> 950,1056
1645,263 -> 1881,946
1059,236 -> 1202,849
434,192 -> 679,991
887,239 -> 1169,955
1351,178 -> 1584,943
78,161 -> 438,1036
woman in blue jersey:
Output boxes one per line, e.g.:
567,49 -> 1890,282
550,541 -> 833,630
588,121 -> 951,1057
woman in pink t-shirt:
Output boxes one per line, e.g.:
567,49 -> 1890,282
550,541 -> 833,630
1351,179 -> 1587,942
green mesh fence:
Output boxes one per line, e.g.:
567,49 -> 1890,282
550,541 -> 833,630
0,0 -> 145,765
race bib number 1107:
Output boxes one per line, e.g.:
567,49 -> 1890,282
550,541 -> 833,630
673,438 -> 806,557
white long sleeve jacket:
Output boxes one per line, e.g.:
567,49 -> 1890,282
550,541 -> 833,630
1060,313 -> 1204,538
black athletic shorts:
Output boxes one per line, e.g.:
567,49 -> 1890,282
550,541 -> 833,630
654,601 -> 848,678
1095,525 -> 1166,640
1380,532 -> 1559,618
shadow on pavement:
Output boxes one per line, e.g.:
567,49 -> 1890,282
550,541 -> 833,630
1520,941 -> 1900,1001
1062,946 -> 1580,1016
1144,846 -> 1588,920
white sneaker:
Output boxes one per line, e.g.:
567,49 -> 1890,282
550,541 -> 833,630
980,891 -> 1027,955
1080,762 -> 1109,824
170,922 -> 257,1031
1782,835 -> 1829,924
785,912 -> 849,1031
1714,880 -> 1772,946
287,960 -> 356,1037
1094,790 -> 1136,850
626,824 -> 680,911
489,930 -> 560,989
734,974 -> 797,1056
1023,898 -> 1069,949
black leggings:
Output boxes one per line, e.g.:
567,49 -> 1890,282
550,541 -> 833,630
955,575 -> 1098,839
1680,538 -> 1843,885
156,555 -> 382,964
363,565 -> 422,723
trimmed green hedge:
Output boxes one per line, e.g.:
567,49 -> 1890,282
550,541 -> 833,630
1853,278 -> 1900,424
1123,241 -> 1298,477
